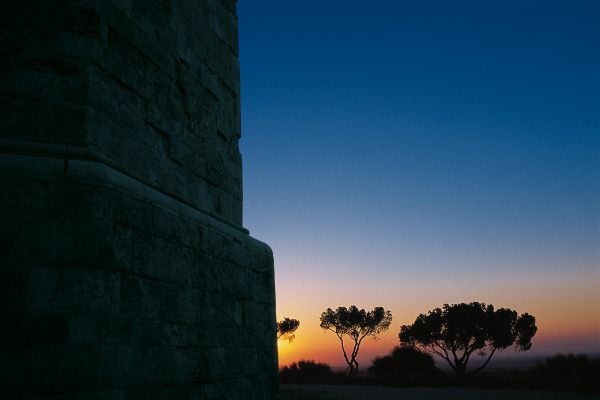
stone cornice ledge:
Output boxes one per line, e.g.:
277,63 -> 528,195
0,140 -> 271,254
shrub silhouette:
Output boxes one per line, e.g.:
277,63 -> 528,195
531,354 -> 600,394
280,360 -> 333,383
369,346 -> 435,378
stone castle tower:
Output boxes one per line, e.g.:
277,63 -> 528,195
0,1 -> 277,398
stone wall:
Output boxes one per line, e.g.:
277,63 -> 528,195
0,0 -> 277,398
1,0 -> 242,224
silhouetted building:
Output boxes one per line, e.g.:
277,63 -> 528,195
0,1 -> 277,398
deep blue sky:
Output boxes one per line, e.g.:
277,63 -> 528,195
237,0 -> 600,362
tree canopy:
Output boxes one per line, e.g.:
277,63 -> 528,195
399,302 -> 537,377
277,317 -> 300,343
320,305 -> 392,374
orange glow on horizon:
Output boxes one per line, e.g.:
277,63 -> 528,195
278,321 -> 600,369
276,270 -> 600,368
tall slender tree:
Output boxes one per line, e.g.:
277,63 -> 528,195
320,305 -> 392,374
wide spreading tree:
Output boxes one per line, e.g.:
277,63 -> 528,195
320,305 -> 392,374
399,302 -> 537,377
277,317 -> 300,343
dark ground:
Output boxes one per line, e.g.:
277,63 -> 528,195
279,384 -> 600,400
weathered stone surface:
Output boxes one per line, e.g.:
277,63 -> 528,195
0,0 -> 243,225
0,0 -> 277,398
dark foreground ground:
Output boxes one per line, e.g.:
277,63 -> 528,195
280,384 -> 600,400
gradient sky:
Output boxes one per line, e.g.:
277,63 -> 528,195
237,0 -> 600,368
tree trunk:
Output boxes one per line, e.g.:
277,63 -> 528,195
455,361 -> 467,378
346,362 -> 358,375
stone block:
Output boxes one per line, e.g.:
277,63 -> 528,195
202,228 -> 229,259
0,347 -> 32,395
151,205 -> 200,247
0,268 -> 29,312
102,28 -> 147,99
105,223 -> 134,270
255,272 -> 277,304
0,101 -> 87,145
131,232 -> 196,286
136,345 -> 180,386
53,184 -> 117,219
28,267 -> 120,314
53,29 -> 104,59
0,315 -> 68,346
96,344 -> 136,388
64,315 -> 140,346
117,193 -> 154,231
189,252 -> 219,291
119,274 -> 164,320
0,66 -> 76,105
0,182 -> 15,211
71,217 -> 112,266
0,217 -> 75,267
85,66 -> 147,132
27,345 -> 101,394
224,264 -> 254,299
165,285 -> 199,324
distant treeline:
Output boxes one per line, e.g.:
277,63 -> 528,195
279,353 -> 600,395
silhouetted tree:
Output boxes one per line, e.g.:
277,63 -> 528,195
369,346 -> 435,378
399,302 -> 537,377
277,317 -> 300,343
320,305 -> 392,374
